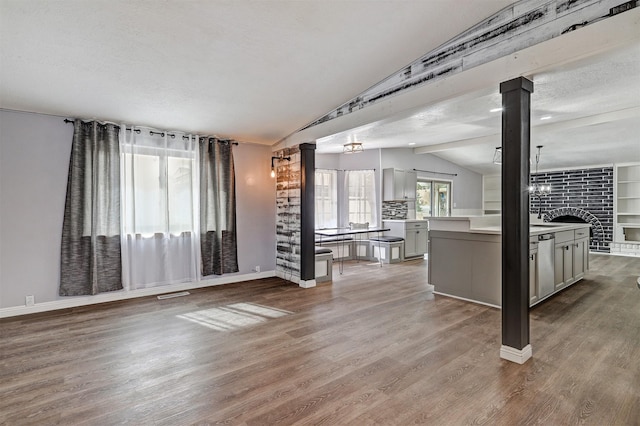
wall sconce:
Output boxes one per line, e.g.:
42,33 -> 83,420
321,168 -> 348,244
492,147 -> 502,165
343,142 -> 363,154
271,155 -> 291,178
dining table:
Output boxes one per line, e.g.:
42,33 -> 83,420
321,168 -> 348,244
315,227 -> 390,274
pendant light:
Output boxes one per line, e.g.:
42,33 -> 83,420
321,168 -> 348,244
528,145 -> 551,219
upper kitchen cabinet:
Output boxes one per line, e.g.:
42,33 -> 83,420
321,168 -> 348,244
383,168 -> 417,201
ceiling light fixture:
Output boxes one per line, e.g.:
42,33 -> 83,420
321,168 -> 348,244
540,115 -> 552,120
490,107 -> 503,113
343,142 -> 364,154
492,147 -> 502,165
408,142 -> 416,146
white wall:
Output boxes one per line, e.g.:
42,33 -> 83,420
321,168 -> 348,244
380,148 -> 482,211
0,110 -> 276,310
316,148 -> 482,222
317,150 -> 382,226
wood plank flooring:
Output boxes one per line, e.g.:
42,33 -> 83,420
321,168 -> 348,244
1,254 -> 639,425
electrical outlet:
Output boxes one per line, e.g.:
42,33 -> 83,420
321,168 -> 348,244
254,265 -> 261,273
25,295 -> 35,306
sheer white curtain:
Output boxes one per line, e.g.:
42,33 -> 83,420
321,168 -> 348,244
343,170 -> 377,227
120,127 -> 199,289
314,169 -> 338,229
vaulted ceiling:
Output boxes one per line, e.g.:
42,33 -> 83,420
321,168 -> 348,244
1,1 -> 638,174
313,43 -> 640,174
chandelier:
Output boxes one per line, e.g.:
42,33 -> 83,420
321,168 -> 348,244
529,145 -> 551,218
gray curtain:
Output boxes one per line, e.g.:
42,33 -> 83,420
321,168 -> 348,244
60,120 -> 122,295
199,138 -> 238,276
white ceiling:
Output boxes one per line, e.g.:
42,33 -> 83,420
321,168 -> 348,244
0,0 -> 513,144
316,43 -> 640,174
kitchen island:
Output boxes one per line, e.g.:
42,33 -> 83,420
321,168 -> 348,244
428,216 -> 590,307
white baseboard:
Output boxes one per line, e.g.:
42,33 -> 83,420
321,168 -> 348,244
275,271 -> 317,288
299,279 -> 316,289
433,291 -> 501,309
500,344 -> 532,364
0,270 -> 276,318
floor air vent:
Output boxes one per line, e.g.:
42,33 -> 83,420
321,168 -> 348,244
157,291 -> 190,300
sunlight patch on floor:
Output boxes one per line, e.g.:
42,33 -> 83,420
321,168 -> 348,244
177,302 -> 292,331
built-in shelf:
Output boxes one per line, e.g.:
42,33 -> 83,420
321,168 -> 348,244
614,163 -> 640,256
483,175 -> 501,214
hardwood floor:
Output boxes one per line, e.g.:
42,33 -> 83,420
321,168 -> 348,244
1,254 -> 639,425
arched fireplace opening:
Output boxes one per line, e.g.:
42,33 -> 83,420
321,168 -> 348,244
543,207 -> 605,252
550,215 -> 593,238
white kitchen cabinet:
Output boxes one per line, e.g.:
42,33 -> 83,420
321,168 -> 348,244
529,248 -> 538,305
554,243 -> 574,290
383,220 -> 428,259
573,236 -> 588,280
383,169 -> 417,201
554,230 -> 575,290
406,226 -> 428,258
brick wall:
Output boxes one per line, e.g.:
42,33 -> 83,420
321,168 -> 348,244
274,146 -> 301,278
531,167 -> 613,252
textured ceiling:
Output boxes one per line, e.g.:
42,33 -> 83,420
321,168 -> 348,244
0,0 -> 513,144
316,43 -> 640,174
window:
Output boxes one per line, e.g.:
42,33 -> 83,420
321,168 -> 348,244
122,145 -> 196,236
120,131 -> 200,289
315,169 -> 338,228
416,179 -> 451,219
345,170 -> 377,225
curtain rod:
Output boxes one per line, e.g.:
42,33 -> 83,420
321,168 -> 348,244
318,168 -> 376,171
412,168 -> 457,177
64,119 -> 238,145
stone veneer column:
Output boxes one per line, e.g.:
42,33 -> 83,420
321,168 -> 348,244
500,76 -> 534,364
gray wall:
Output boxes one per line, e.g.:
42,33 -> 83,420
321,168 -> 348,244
0,110 -> 276,309
380,148 -> 482,211
316,148 -> 482,223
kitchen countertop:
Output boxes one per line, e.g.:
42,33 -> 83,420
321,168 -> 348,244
469,223 -> 590,236
382,219 -> 429,223
428,215 -> 590,235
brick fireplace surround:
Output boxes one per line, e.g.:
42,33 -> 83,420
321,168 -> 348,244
530,167 -> 613,252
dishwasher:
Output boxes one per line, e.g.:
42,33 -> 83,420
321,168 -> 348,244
537,233 -> 555,299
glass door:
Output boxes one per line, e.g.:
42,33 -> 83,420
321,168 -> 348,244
416,181 -> 432,219
416,179 -> 451,218
434,181 -> 451,217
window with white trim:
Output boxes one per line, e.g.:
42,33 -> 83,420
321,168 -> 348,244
345,170 -> 377,225
314,169 -> 338,229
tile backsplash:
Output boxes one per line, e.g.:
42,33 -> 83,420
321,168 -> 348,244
382,201 -> 408,220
